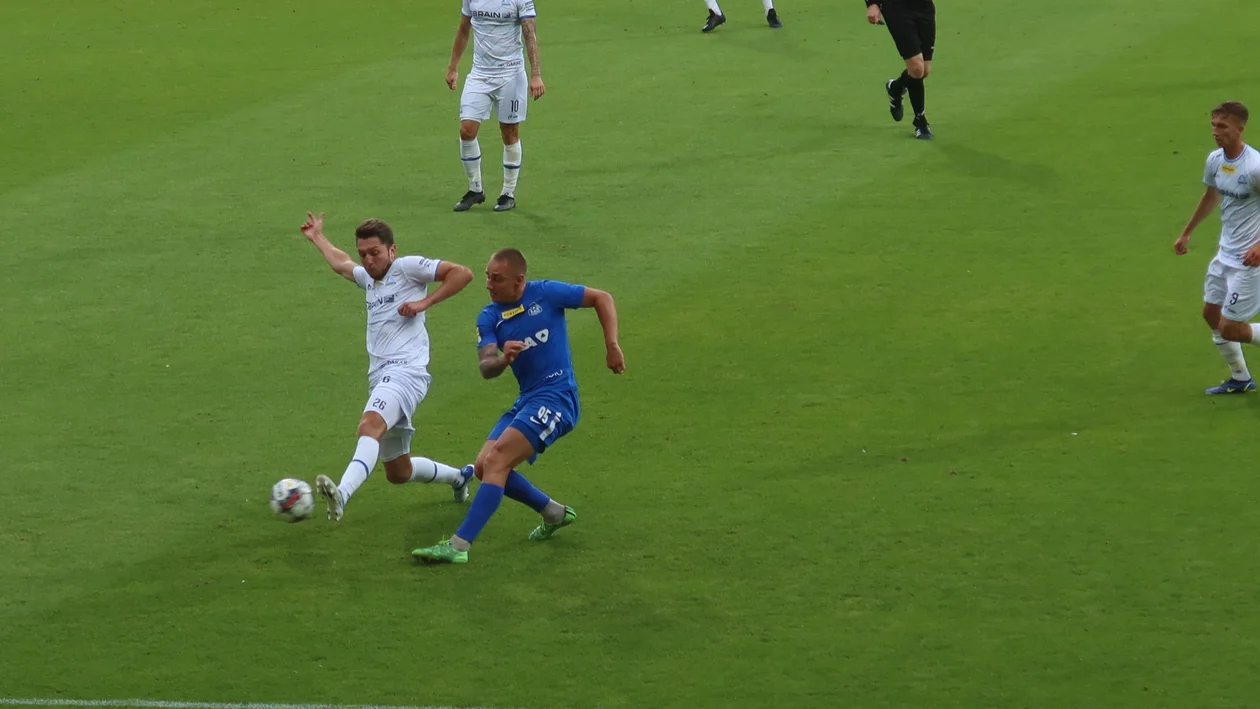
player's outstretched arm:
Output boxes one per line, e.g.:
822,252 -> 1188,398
300,211 -> 356,282
447,15 -> 472,90
398,261 -> 474,317
522,18 -> 545,100
580,287 -> 625,373
1174,187 -> 1221,255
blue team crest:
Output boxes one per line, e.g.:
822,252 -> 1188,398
528,303 -> 543,316
1241,174 -> 1251,185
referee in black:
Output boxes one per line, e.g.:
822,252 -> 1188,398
866,0 -> 936,140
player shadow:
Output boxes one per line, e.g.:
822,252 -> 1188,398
934,142 -> 1059,190
718,29 -> 827,62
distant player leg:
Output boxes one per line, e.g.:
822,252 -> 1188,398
460,126 -> 483,192
499,122 -> 521,211
764,0 -> 781,28
1203,260 -> 1257,393
494,74 -> 526,212
702,0 -> 726,32
910,6 -> 935,138
456,76 -> 494,212
1212,267 -> 1260,392
883,3 -> 933,139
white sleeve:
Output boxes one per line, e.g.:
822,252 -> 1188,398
518,0 -> 536,19
461,0 -> 472,16
352,266 -> 372,290
397,255 -> 441,284
1204,153 -> 1218,187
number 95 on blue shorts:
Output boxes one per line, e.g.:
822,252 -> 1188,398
488,388 -> 581,463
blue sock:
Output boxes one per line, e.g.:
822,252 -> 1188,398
503,470 -> 551,513
455,483 -> 504,544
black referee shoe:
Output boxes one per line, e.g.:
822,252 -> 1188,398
453,190 -> 485,212
766,9 -> 782,28
702,10 -> 726,32
886,79 -> 906,122
913,116 -> 933,140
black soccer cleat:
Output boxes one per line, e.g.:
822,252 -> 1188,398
886,79 -> 905,122
766,8 -> 782,28
702,10 -> 726,32
453,190 -> 485,212
494,194 -> 516,212
913,116 -> 933,140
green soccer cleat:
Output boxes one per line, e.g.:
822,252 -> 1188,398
411,539 -> 469,564
528,506 -> 577,541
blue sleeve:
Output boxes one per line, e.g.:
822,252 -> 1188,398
476,309 -> 498,350
538,279 -> 586,309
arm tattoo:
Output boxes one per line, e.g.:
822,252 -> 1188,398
522,19 -> 541,76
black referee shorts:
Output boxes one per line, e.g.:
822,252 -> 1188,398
883,0 -> 936,62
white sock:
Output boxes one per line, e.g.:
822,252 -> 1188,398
1214,330 -> 1252,381
338,436 -> 380,502
460,138 -> 483,193
409,457 -> 464,485
502,141 -> 522,197
705,0 -> 722,14
1250,324 -> 1260,348
762,0 -> 774,11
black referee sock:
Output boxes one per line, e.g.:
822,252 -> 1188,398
890,69 -> 911,95
907,76 -> 926,119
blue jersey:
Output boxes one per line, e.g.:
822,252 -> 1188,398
476,280 -> 586,395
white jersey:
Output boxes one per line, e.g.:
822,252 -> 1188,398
352,256 -> 440,380
462,0 -> 536,78
1204,144 -> 1260,268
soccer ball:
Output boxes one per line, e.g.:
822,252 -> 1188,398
269,478 -> 315,522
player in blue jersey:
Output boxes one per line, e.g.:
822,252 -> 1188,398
411,247 -> 625,565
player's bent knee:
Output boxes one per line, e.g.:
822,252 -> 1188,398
383,459 -> 412,485
1222,320 -> 1251,342
1203,303 -> 1224,327
459,121 -> 481,141
479,453 -> 513,486
357,412 -> 387,439
905,57 -> 926,79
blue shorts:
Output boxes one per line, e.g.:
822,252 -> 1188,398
487,387 -> 581,464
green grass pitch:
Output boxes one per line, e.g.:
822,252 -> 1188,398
4,1 -> 1260,707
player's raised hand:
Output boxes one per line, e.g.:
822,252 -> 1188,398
301,211 -> 325,241
1174,234 -> 1190,255
529,75 -> 545,100
446,68 -> 459,91
866,5 -> 883,24
502,340 -> 526,364
398,300 -> 430,318
606,344 -> 626,374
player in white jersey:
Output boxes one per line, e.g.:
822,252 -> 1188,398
300,213 -> 477,520
447,0 -> 544,213
700,0 -> 781,32
1174,102 -> 1260,394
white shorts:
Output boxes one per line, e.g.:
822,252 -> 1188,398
1204,254 -> 1260,322
363,368 -> 431,462
460,71 -> 528,124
